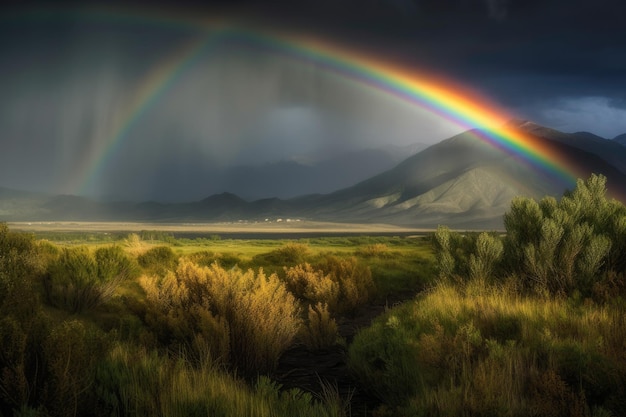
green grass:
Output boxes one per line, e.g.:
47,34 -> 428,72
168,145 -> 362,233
348,280 -> 626,416
96,344 -> 349,417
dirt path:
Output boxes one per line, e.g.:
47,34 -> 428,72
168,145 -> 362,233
274,290 -> 419,416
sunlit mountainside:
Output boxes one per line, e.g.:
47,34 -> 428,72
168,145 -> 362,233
2,121 -> 626,228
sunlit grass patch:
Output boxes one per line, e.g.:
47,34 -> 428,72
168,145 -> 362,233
349,282 -> 626,416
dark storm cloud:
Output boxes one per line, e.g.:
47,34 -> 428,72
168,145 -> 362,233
1,0 -> 625,201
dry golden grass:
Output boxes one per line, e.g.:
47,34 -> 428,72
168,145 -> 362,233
140,260 -> 301,374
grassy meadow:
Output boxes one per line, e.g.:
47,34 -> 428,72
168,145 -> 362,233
1,175 -> 626,416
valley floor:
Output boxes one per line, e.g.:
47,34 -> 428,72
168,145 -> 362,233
7,220 -> 433,237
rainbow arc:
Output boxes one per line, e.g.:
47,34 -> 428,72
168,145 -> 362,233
6,9 -> 581,194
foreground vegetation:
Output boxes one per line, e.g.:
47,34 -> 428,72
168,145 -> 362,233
1,174 -> 625,416
0,221 -> 430,416
350,175 -> 626,416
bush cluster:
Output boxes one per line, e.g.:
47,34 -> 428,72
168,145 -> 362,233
140,260 -> 301,374
284,256 -> 376,315
45,245 -> 138,313
434,174 -> 626,297
253,242 -> 310,267
137,245 -> 178,276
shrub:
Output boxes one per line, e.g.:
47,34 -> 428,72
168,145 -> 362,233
141,260 -> 301,374
137,245 -> 178,276
45,246 -> 137,313
434,175 -> 626,297
186,250 -> 241,269
317,256 -> 376,314
284,263 -> 340,312
433,227 -> 483,282
468,232 -> 503,282
504,175 -> 619,295
254,242 -> 310,266
0,224 -> 44,317
285,257 -> 376,315
42,320 -> 110,417
300,302 -> 339,350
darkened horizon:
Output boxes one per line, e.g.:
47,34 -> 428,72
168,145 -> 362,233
1,0 -> 625,202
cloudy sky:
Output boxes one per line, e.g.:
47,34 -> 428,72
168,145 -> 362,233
1,0 -> 625,201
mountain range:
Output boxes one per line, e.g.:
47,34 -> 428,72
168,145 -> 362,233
2,121 -> 626,229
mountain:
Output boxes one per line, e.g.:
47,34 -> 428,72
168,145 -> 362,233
198,144 -> 429,200
291,132 -> 551,227
510,121 -> 626,175
300,123 -> 626,227
2,123 -> 626,228
614,133 -> 626,146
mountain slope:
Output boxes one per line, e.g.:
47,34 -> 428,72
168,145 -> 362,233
296,124 -> 626,227
614,133 -> 626,146
510,121 -> 626,175
2,123 -> 626,228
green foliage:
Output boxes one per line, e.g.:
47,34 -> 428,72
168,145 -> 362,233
355,243 -> 392,258
138,230 -> 177,244
0,224 -> 44,317
349,283 -> 626,416
0,312 -> 109,417
433,226 -> 456,279
185,250 -> 242,269
42,320 -> 110,417
505,174 -> 621,295
469,232 -> 503,282
45,245 -> 137,313
434,227 -> 502,283
435,174 -> 626,297
254,242 -> 310,267
137,245 -> 178,276
95,344 -> 346,417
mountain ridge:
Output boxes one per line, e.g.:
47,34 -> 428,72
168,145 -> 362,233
2,122 -> 626,228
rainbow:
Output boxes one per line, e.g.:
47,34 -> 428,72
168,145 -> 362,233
7,8 -> 581,195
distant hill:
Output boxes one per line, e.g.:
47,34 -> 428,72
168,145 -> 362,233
2,123 -> 625,228
213,147 -> 406,200
614,133 -> 626,146
507,121 -> 626,175
135,144 -> 430,202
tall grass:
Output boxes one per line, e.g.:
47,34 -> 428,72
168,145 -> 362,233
349,281 -> 626,416
96,344 -> 348,417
